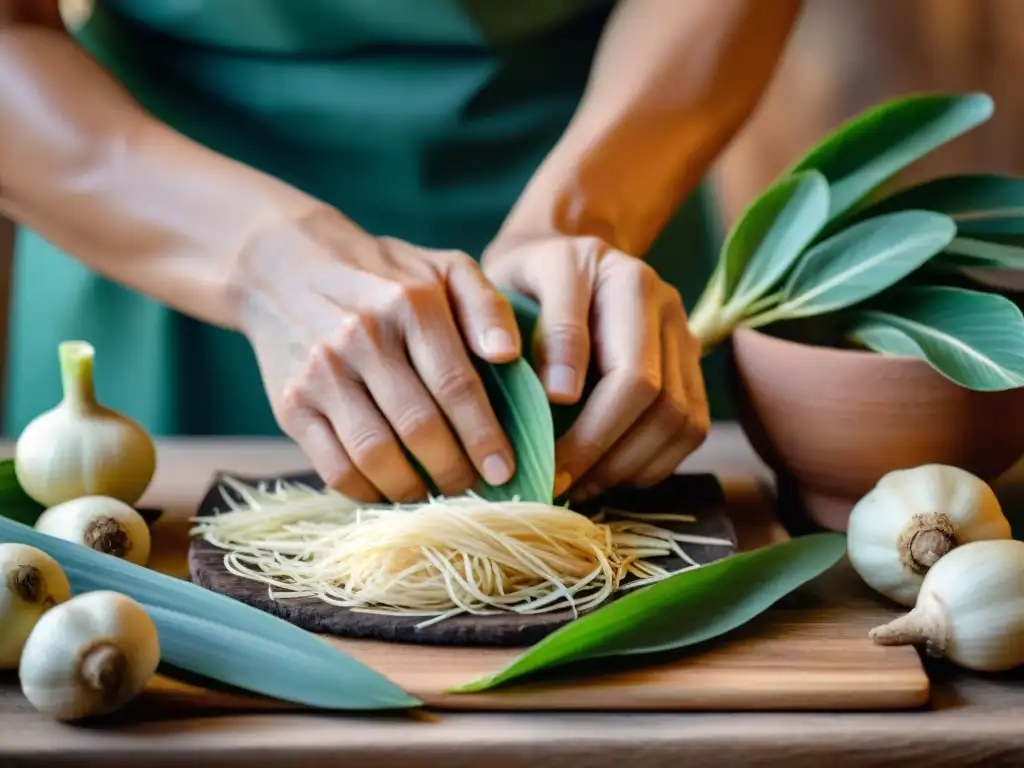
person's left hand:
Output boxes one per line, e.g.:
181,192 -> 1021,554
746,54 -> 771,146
482,234 -> 709,502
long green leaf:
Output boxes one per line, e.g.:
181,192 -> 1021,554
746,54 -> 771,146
848,173 -> 1024,273
148,607 -> 412,710
768,211 -> 956,320
473,357 -> 555,504
848,285 -> 1024,391
403,290 -> 555,504
720,170 -> 831,307
0,516 -> 420,709
453,533 -> 846,693
788,93 -> 994,221
851,173 -> 1024,237
937,237 -> 1024,271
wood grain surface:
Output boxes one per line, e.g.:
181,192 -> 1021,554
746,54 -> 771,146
304,606 -> 928,711
1,430 -> 1022,768
188,473 -> 738,646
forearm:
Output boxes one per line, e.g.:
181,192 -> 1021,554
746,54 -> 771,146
495,0 -> 802,257
0,14 -> 320,330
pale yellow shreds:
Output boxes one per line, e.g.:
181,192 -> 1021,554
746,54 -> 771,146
189,477 -> 735,628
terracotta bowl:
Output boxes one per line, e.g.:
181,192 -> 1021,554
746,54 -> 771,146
729,326 -> 1024,532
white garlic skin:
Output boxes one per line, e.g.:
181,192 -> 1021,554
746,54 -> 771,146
34,496 -> 151,566
0,544 -> 71,669
15,404 -> 156,507
847,464 -> 1011,607
15,340 -> 156,508
19,590 -> 160,721
913,539 -> 1024,672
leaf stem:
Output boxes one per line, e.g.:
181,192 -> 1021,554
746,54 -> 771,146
688,268 -> 725,332
739,291 -> 785,318
742,304 -> 791,330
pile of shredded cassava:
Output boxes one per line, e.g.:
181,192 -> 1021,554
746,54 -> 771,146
190,477 -> 734,628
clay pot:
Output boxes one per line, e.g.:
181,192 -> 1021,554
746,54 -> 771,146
730,326 -> 1024,532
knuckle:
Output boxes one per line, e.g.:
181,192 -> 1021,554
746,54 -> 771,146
320,461 -> 358,494
445,249 -> 477,268
345,428 -> 391,467
624,369 -> 661,405
688,410 -> 711,445
636,262 -> 661,295
399,280 -> 445,312
575,235 -> 606,264
331,316 -> 379,358
544,321 -> 589,359
661,283 -> 685,312
433,365 -> 482,404
657,392 -> 691,433
306,341 -> 337,374
392,406 -> 440,442
278,383 -> 308,418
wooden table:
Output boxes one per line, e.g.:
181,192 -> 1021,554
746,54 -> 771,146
2,424 -> 1023,767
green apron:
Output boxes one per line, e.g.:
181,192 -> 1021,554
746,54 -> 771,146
4,0 -> 726,438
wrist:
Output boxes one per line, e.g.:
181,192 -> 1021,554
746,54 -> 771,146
494,117 -> 692,258
124,120 -> 325,331
231,203 -> 370,338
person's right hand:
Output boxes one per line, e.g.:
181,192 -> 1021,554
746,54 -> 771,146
236,206 -> 523,503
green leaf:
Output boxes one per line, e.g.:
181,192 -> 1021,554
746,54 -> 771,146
0,459 -> 46,526
766,211 -> 956,320
453,533 -> 846,693
148,606 -> 412,710
399,289 -> 556,504
720,170 -> 831,307
787,93 -> 994,221
847,323 -> 924,358
848,285 -> 1024,391
851,174 -> 1024,237
473,357 -> 555,504
936,237 -> 1024,271
849,174 -> 1024,274
0,515 -> 420,709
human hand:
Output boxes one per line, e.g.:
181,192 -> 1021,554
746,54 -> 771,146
482,235 -> 709,502
237,206 -> 523,502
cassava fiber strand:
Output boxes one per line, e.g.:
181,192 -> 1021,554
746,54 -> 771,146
190,477 -> 734,627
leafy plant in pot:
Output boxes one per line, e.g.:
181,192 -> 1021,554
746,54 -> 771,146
687,91 -> 1024,533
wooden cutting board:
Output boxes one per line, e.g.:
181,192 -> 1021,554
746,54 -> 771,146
174,472 -> 930,713
0,564 -> 931,717
119,560 -> 929,715
144,614 -> 926,713
321,606 -> 929,711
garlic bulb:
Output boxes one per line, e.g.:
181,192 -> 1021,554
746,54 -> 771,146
0,544 -> 71,669
846,464 -> 1011,606
35,496 -> 151,566
15,340 -> 157,508
869,539 -> 1024,672
19,590 -> 160,721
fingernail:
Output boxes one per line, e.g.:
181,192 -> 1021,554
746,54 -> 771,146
545,365 -> 577,399
482,453 -> 513,486
554,471 -> 573,497
482,328 -> 516,358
